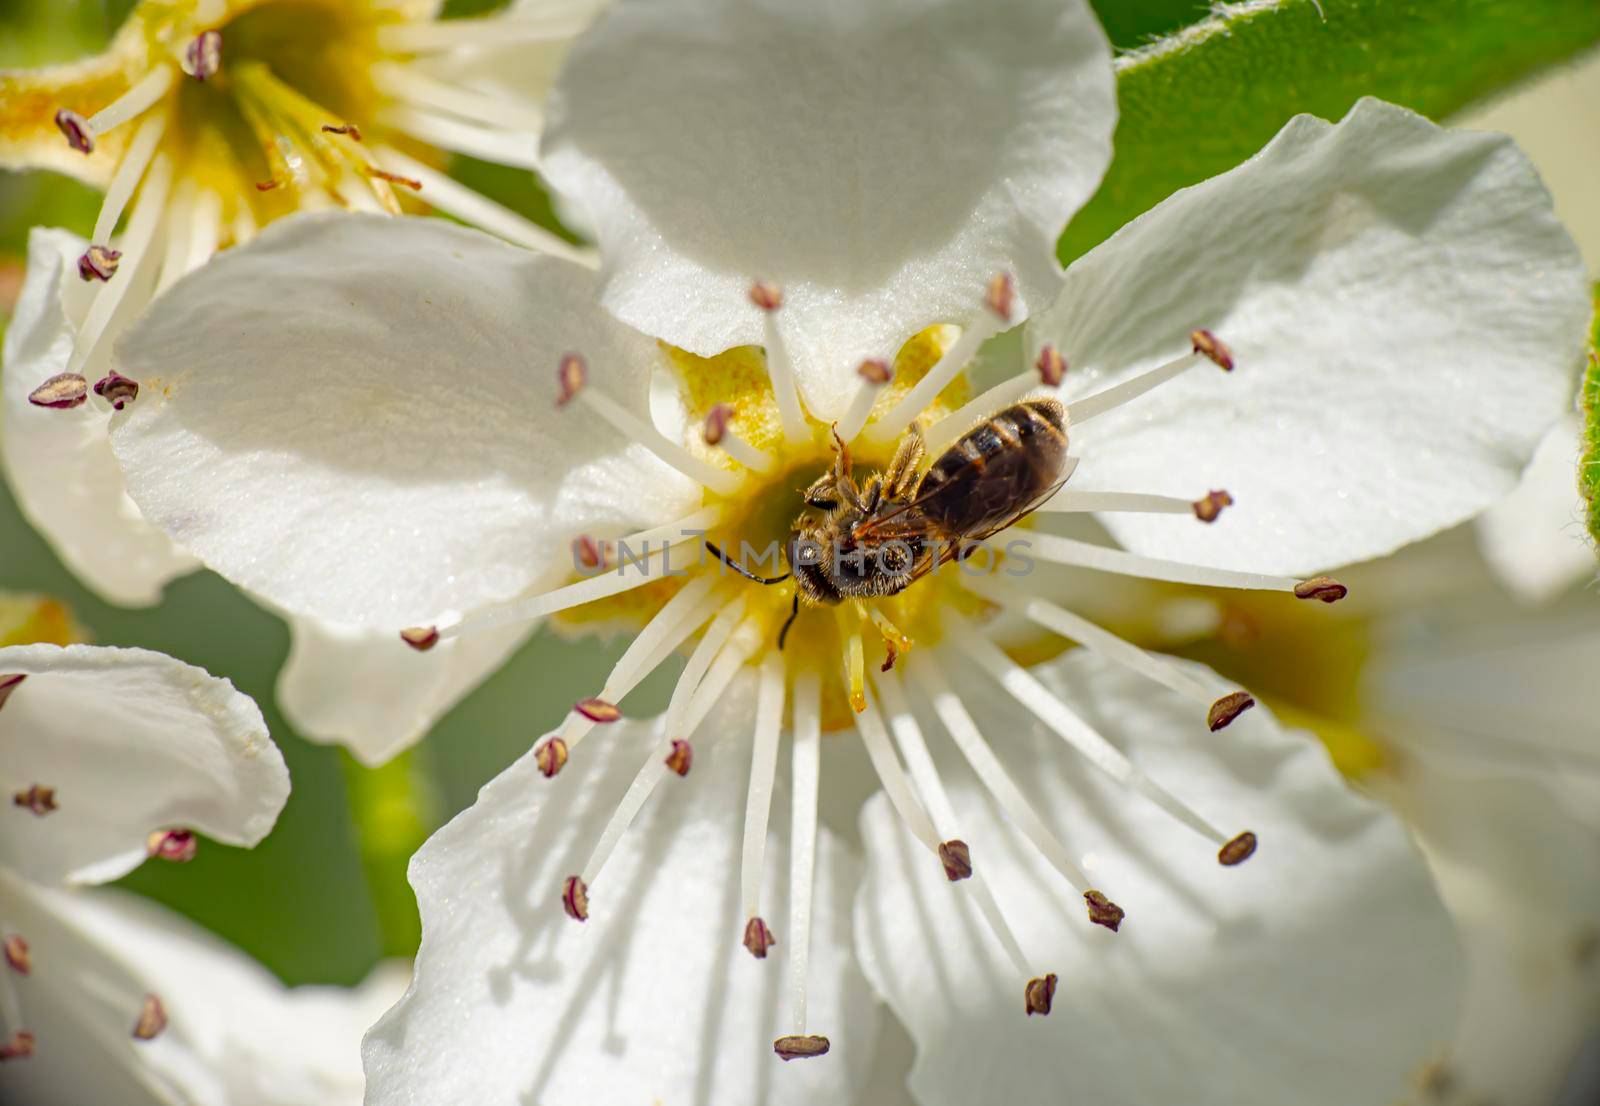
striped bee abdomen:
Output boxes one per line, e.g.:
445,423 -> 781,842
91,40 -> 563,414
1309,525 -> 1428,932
914,398 -> 1069,538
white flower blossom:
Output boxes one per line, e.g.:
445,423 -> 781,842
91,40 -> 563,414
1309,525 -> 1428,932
92,0 -> 1590,1100
0,0 -> 601,760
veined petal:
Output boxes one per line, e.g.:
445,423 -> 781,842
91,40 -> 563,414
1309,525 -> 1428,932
363,681 -> 879,1105
109,212 -> 700,627
1,227 -> 198,607
541,0 -> 1115,420
1475,414 -> 1596,605
853,649 -> 1462,1106
0,50 -> 133,185
0,643 -> 286,886
0,876 -> 403,1106
278,613 -> 533,766
1031,98 -> 1590,576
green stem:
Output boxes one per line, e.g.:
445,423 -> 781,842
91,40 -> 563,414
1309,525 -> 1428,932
341,747 -> 439,959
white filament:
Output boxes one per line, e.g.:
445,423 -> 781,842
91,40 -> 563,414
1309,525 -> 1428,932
1026,532 -> 1304,593
760,309 -> 810,444
834,372 -> 888,443
1039,491 -> 1199,516
923,368 -> 1040,456
949,611 -> 1227,846
875,667 -> 1029,974
1068,351 -> 1202,424
378,105 -> 541,171
371,62 -> 546,133
91,111 -> 167,244
910,655 -> 1091,891
68,154 -> 173,377
853,690 -> 940,853
866,316 -> 1001,446
712,429 -> 777,475
576,388 -> 743,495
787,666 -> 822,1034
375,147 -> 593,265
378,7 -> 597,53
739,653 -> 786,920
85,65 -> 174,136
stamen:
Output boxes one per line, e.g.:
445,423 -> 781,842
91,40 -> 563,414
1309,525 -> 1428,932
378,9 -> 598,53
97,110 -> 171,241
26,375 -> 87,410
1069,338 -> 1231,425
68,154 -> 175,377
774,1035 -> 831,1060
131,993 -> 167,1040
782,666 -> 824,1048
55,109 -> 92,153
439,506 -> 722,637
572,535 -> 612,572
534,737 -> 568,778
1036,344 -> 1067,387
1218,831 -> 1258,866
703,404 -> 777,474
922,368 -> 1041,456
322,123 -> 362,141
743,916 -> 776,959
182,30 -> 222,81
373,146 -> 591,265
2,937 -> 29,975
366,167 -> 422,192
853,693 -> 941,861
574,698 -> 621,723
12,786 -> 56,816
862,604 -> 913,660
985,272 -> 1017,322
1190,328 -> 1234,370
837,609 -> 867,713
154,179 -> 197,294
1084,890 -> 1124,932
0,674 -> 22,709
0,1031 -> 35,1061
85,66 -> 176,137
1024,974 -> 1057,1016
663,738 -> 694,777
835,360 -> 893,442
560,356 -> 743,494
399,626 -> 439,651
1293,576 -> 1349,603
1040,489 -> 1232,520
749,282 -> 810,444
146,829 -> 197,862
77,244 -> 121,282
867,286 -> 1010,446
909,654 -> 1096,893
739,654 -> 786,955
561,875 -> 588,921
937,839 -> 972,882
378,105 -> 540,171
1026,532 -> 1338,597
950,612 -> 1244,853
1207,692 -> 1256,732
92,372 -> 138,411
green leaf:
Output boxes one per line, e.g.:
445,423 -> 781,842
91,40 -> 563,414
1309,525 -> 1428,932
1583,284 -> 1600,545
1060,0 -> 1600,264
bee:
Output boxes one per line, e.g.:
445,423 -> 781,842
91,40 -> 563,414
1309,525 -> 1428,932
708,398 -> 1072,645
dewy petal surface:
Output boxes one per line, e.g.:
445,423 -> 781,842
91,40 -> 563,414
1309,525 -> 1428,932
853,650 -> 1462,1106
363,681 -> 878,1105
1,227 -> 198,607
0,876 -> 403,1106
277,612 -> 533,767
541,0 -> 1115,419
0,643 -> 286,886
1031,98 -> 1590,576
109,212 -> 699,627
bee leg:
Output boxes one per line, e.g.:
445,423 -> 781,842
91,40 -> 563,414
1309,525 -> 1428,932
829,423 -> 867,512
884,422 -> 925,499
777,592 -> 801,651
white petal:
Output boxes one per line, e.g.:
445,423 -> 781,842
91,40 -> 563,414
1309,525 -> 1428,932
541,0 -> 1115,420
0,875 -> 403,1106
0,644 -> 287,886
853,648 -> 1462,1106
277,613 -> 532,766
1,226 -> 197,607
1032,98 -> 1590,575
363,681 -> 879,1104
1375,758 -> 1600,1106
109,212 -> 700,627
1475,414 -> 1596,604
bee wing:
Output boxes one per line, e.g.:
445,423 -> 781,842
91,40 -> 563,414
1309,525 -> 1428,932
901,470 -> 1076,586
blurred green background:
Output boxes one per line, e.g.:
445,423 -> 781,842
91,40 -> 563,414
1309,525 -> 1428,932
1,0 -> 1596,989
